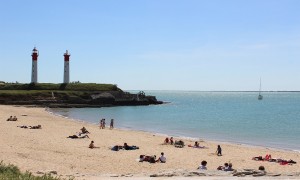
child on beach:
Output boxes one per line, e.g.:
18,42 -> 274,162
156,152 -> 166,163
198,160 -> 207,170
89,141 -> 99,149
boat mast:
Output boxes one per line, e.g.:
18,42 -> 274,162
259,77 -> 262,95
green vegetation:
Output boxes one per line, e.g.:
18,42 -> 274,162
0,161 -> 60,180
0,83 -> 120,91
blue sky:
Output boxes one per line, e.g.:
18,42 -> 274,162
0,0 -> 299,90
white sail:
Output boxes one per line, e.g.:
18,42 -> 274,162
258,78 -> 263,100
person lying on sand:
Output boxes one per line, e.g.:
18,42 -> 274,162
123,143 -> 139,150
111,145 -> 123,151
139,155 -> 156,163
139,155 -> 151,162
30,125 -> 42,129
68,134 -> 89,139
17,125 -> 42,129
17,125 -> 29,128
188,141 -> 206,148
89,141 -> 99,149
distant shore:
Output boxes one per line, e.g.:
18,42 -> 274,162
1,105 -> 299,179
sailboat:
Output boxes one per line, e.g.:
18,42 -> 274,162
258,78 -> 263,100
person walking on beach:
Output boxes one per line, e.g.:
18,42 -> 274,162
110,119 -> 114,129
216,145 -> 222,156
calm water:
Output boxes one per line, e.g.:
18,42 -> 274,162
50,91 -> 300,151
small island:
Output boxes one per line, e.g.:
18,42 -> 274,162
0,82 -> 163,108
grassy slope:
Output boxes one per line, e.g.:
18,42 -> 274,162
0,161 -> 61,180
0,83 -> 120,91
0,83 -> 121,98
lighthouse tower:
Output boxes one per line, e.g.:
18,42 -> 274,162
63,50 -> 70,83
31,47 -> 39,83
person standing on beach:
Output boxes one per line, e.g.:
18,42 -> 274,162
103,119 -> 106,129
216,145 -> 222,156
110,119 -> 114,129
99,119 -> 102,129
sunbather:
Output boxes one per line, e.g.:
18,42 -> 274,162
68,134 -> 89,139
123,143 -> 139,150
139,155 -> 152,162
111,145 -> 123,151
30,125 -> 42,129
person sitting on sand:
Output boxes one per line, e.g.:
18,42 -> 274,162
12,116 -> 18,121
156,152 -> 166,163
164,137 -> 169,144
123,143 -> 139,150
149,155 -> 156,163
80,127 -> 90,134
198,160 -> 207,170
89,141 -> 99,149
7,116 -> 13,121
194,141 -> 200,147
216,145 -> 222,156
217,163 -> 228,170
225,163 -> 233,171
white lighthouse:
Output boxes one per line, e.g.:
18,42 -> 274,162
31,47 -> 39,83
63,50 -> 70,83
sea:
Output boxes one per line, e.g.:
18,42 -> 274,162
49,91 -> 300,152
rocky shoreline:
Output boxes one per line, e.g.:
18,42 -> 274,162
0,90 -> 163,108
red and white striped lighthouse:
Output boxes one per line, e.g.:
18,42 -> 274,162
63,50 -> 70,83
31,47 -> 39,83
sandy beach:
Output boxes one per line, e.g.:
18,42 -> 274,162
1,105 -> 299,179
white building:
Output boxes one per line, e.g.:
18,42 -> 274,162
31,47 -> 39,83
63,50 -> 70,83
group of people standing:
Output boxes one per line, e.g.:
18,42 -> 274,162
99,118 -> 114,129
